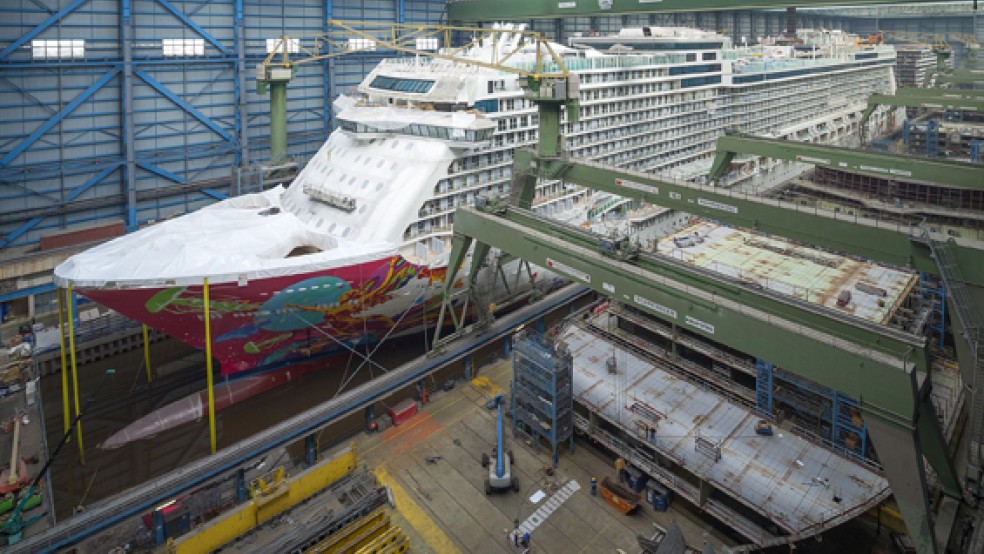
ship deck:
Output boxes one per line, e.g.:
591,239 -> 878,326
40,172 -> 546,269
656,221 -> 918,325
560,321 -> 891,538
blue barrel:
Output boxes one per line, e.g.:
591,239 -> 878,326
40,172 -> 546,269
649,482 -> 671,512
625,467 -> 647,492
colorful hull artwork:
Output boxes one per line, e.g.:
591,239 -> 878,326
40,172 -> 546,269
81,256 -> 459,448
80,256 -> 452,378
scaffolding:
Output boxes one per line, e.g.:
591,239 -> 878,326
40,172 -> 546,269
755,358 -> 774,417
511,331 -> 574,467
773,366 -> 870,462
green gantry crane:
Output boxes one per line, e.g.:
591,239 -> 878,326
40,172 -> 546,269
856,88 -> 984,141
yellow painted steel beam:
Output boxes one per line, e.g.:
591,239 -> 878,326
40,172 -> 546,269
204,277 -> 216,454
261,21 -> 569,80
170,444 -> 359,554
354,526 -> 408,554
57,288 -> 70,435
142,324 -> 153,383
311,509 -> 390,553
66,284 -> 84,463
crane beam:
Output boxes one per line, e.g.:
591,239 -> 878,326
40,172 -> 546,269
858,88 -> 984,138
509,149 -> 984,287
708,133 -> 984,189
447,0 -> 974,22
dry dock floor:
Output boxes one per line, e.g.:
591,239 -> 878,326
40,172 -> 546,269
353,359 -> 734,553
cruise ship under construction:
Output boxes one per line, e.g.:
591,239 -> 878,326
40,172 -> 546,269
4,6 -> 984,554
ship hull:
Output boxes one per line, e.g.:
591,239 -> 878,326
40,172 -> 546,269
100,359 -> 333,449
77,254 -> 450,377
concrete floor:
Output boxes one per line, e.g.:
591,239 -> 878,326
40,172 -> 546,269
353,359 -> 733,554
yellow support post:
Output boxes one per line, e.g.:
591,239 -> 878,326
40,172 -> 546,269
66,284 -> 85,464
142,324 -> 153,382
204,278 -> 217,454
57,288 -> 71,435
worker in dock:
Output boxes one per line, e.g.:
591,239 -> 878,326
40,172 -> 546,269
590,476 -> 598,496
615,457 -> 626,483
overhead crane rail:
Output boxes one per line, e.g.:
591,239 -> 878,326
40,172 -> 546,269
10,285 -> 586,554
446,0 -> 976,22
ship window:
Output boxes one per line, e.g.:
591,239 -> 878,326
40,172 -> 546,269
369,76 -> 435,93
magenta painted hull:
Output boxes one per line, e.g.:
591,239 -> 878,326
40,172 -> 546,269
78,255 -> 450,377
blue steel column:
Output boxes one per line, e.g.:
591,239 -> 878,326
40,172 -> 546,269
305,435 -> 317,466
235,468 -> 247,503
324,1 -> 333,137
121,0 -> 137,230
235,0 -> 248,167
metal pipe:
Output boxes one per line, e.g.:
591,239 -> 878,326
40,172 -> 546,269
66,284 -> 84,464
495,394 -> 505,478
9,419 -> 21,484
204,278 -> 217,454
269,80 -> 288,164
142,324 -> 153,383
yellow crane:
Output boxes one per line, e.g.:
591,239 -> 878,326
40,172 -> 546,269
256,21 -> 574,164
